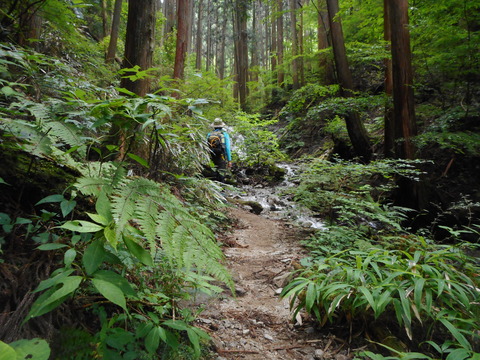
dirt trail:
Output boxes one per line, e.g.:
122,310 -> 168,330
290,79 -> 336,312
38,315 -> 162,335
193,207 -> 346,360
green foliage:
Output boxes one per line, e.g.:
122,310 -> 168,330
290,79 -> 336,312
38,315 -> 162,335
0,338 -> 51,360
232,112 -> 287,166
414,105 -> 480,156
293,157 -> 423,219
282,239 -> 480,355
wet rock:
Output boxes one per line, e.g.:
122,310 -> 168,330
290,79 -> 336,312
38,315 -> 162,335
314,349 -> 325,359
264,333 -> 274,341
235,286 -> 247,296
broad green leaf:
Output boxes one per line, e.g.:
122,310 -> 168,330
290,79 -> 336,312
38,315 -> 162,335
123,236 -> 153,266
91,278 -> 126,310
34,269 -> 75,293
413,278 -> 426,311
10,338 -> 51,360
36,194 -> 64,205
28,276 -> 83,318
358,286 -> 375,311
64,248 -> 76,267
83,239 -> 106,275
187,328 -> 200,357
93,270 -> 136,297
36,243 -> 68,251
87,213 -> 109,226
103,223 -> 118,248
445,348 -> 473,360
0,177 -> 10,186
145,327 -> 161,354
163,320 -> 189,331
14,217 -> 31,225
136,322 -> 153,338
439,318 -> 472,351
127,153 -> 149,168
60,220 -> 104,233
60,200 -> 76,217
0,341 -> 16,360
305,282 -> 317,311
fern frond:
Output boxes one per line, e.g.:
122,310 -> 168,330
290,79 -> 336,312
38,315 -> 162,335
43,121 -> 86,158
73,171 -> 233,292
136,196 -> 160,254
75,176 -> 113,197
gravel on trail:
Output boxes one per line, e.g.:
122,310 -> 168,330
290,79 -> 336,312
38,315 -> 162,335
190,207 -> 353,360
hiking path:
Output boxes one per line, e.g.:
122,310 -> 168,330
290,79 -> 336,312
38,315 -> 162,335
192,206 -> 352,360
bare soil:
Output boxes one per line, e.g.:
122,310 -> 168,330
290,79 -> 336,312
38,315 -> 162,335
192,207 -> 354,360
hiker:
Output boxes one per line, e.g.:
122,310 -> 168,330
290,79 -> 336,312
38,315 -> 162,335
207,118 -> 232,182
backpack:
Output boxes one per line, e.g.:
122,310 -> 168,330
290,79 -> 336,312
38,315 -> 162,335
207,130 -> 225,156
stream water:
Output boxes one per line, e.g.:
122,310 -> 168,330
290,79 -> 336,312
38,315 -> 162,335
232,163 -> 326,230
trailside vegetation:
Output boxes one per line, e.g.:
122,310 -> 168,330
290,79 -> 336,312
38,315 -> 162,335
0,0 -> 479,358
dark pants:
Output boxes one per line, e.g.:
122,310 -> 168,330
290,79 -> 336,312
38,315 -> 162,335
212,154 -> 227,182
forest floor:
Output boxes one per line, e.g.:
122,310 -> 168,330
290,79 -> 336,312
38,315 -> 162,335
190,206 -> 355,360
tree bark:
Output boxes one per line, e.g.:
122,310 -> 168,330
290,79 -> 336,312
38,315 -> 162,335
101,0 -> 108,40
298,0 -> 305,87
106,0 -> 123,64
317,0 -> 334,84
206,0 -> 212,72
195,0 -> 204,70
250,0 -> 259,82
387,0 -> 417,160
234,0 -> 248,110
120,0 -> 157,96
383,0 -> 395,157
326,0 -> 372,161
173,0 -> 192,80
277,0 -> 285,86
290,0 -> 300,90
271,2 -> 277,74
218,5 -> 228,79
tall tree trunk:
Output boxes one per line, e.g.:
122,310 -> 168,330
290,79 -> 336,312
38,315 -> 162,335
250,0 -> 259,82
277,0 -> 285,86
121,0 -> 156,96
317,0 -> 333,84
298,0 -> 305,86
388,0 -> 417,160
164,0 -> 176,35
106,0 -> 123,64
173,0 -> 192,80
218,5 -> 227,79
234,0 -> 248,110
271,2 -> 277,74
290,0 -> 300,89
206,0 -> 213,72
326,0 -> 372,161
387,0 -> 424,210
187,0 -> 194,53
101,0 -> 108,40
383,0 -> 395,157
195,0 -> 204,70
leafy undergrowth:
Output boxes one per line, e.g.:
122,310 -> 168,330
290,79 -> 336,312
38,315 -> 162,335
280,158 -> 480,360
0,43 -> 243,359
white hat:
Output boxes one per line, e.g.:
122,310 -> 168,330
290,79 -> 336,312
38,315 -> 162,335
212,118 -> 226,128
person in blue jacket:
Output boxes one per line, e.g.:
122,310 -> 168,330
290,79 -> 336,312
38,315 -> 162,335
207,118 -> 232,181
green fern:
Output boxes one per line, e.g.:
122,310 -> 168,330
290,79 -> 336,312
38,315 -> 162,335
74,170 -> 234,293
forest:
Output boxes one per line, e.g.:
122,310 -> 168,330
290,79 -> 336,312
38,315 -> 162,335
0,0 -> 479,359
